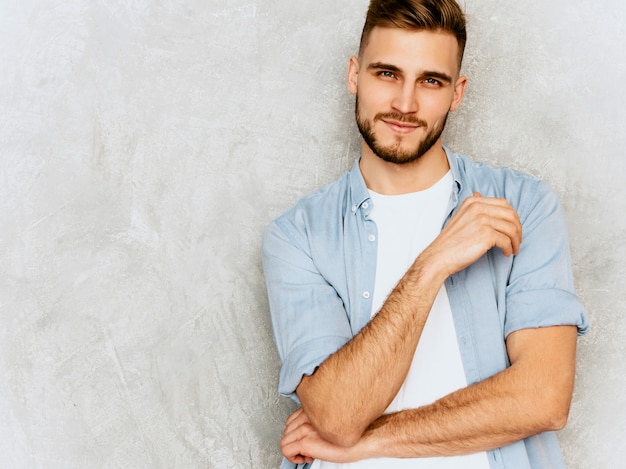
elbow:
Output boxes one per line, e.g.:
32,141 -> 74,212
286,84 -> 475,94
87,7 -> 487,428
545,404 -> 570,431
317,429 -> 362,448
301,404 -> 365,447
534,388 -> 572,432
321,428 -> 363,448
298,380 -> 368,448
305,411 -> 365,447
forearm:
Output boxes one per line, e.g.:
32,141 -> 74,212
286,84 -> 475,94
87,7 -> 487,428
358,371 -> 533,458
357,327 -> 577,459
298,253 -> 446,446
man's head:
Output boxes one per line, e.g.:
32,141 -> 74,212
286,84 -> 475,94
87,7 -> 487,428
349,0 -> 468,166
359,0 -> 467,69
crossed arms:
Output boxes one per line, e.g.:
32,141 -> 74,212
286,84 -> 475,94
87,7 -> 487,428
277,194 -> 578,465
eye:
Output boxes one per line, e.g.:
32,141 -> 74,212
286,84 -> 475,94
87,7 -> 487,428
423,77 -> 442,86
378,70 -> 396,79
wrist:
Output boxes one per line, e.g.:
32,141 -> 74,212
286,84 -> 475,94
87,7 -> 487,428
354,425 -> 384,460
413,247 -> 450,287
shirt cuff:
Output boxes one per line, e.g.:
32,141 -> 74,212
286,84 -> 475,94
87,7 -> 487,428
278,335 -> 350,404
505,288 -> 590,338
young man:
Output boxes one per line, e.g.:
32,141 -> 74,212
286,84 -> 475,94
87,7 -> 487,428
262,1 -> 589,468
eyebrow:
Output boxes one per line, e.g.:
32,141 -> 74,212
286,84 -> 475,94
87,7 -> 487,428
367,62 -> 453,84
367,62 -> 402,73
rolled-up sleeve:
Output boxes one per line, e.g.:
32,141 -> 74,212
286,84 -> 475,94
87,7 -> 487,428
262,219 -> 353,403
504,181 -> 589,337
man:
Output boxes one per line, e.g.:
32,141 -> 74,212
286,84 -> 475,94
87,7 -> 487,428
262,0 -> 589,468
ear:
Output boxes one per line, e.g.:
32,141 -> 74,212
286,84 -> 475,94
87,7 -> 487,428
449,75 -> 467,112
347,56 -> 360,95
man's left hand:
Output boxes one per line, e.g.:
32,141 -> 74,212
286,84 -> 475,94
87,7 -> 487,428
281,408 -> 360,464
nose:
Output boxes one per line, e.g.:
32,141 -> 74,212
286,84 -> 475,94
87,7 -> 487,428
391,82 -> 418,115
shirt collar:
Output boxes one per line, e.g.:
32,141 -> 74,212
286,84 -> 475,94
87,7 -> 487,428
443,145 -> 464,209
443,145 -> 462,194
347,158 -> 371,215
348,145 -> 463,215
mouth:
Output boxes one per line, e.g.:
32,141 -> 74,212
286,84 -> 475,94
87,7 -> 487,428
381,119 -> 421,134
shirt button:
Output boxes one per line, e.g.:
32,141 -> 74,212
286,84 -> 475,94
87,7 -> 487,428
351,205 -> 357,213
368,234 -> 376,242
362,202 -> 369,209
362,291 -> 371,299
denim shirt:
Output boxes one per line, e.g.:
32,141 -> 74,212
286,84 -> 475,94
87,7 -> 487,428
262,148 -> 589,469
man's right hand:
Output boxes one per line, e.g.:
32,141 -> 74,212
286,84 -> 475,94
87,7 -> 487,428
421,193 -> 522,281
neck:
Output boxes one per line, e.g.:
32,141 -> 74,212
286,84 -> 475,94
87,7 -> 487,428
359,140 -> 450,195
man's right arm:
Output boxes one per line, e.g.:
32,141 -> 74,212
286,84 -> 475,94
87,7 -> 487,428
297,252 -> 443,447
295,194 -> 522,447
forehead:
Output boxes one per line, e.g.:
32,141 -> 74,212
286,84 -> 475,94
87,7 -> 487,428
361,27 -> 460,76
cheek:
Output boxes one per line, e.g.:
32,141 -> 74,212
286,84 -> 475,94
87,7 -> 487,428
420,92 -> 455,116
358,86 -> 395,115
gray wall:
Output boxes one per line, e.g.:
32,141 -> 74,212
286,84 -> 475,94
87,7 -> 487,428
1,0 -> 623,468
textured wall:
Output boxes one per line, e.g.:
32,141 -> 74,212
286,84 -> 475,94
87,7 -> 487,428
0,1 -> 623,468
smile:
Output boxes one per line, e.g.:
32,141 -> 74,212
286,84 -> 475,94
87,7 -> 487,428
381,119 -> 421,135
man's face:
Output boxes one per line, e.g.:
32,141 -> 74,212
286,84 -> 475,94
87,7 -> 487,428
348,27 -> 466,165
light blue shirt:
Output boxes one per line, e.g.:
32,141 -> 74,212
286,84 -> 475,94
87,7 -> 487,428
262,148 -> 589,469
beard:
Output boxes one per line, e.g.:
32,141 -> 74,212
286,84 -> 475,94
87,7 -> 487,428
355,97 -> 448,165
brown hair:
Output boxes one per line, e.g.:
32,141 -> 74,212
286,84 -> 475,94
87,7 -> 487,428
359,0 -> 467,67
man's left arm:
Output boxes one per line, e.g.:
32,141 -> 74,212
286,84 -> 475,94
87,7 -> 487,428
281,324 -> 577,463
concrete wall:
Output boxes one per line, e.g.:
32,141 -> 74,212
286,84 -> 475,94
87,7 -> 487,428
1,0 -> 623,467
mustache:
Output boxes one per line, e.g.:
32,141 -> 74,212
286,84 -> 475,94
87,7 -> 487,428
374,112 -> 427,127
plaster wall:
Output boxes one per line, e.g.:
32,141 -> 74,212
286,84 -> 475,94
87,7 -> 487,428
0,1 -> 624,467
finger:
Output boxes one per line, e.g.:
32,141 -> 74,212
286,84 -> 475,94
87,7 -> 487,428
281,427 -> 300,447
462,195 -> 513,209
286,407 -> 304,426
281,428 -> 316,463
453,196 -> 513,224
284,409 -> 306,435
282,446 -> 308,465
492,230 -> 516,257
282,420 -> 314,446
474,215 -> 522,256
463,198 -> 522,233
283,410 -> 310,437
449,203 -> 521,242
284,453 -> 314,465
489,213 -> 523,254
282,442 -> 310,465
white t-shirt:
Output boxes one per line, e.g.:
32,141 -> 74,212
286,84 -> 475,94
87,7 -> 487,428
312,171 -> 489,469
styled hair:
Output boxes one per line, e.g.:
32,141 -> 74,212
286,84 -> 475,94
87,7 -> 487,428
359,0 -> 467,67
